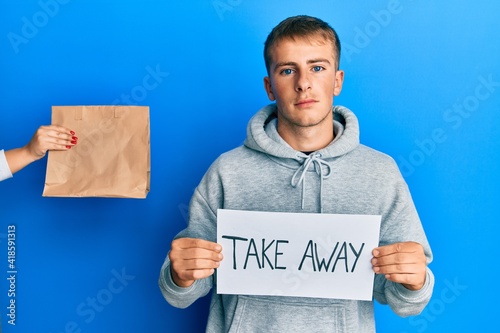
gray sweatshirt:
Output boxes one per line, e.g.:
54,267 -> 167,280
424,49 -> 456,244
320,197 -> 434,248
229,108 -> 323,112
159,104 -> 434,332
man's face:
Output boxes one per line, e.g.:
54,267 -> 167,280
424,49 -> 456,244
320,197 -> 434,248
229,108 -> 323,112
264,37 -> 344,132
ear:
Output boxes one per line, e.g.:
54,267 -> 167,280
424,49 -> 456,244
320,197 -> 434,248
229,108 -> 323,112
333,70 -> 344,96
264,76 -> 276,101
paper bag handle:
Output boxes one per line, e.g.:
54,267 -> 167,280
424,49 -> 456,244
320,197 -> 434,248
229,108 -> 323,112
74,106 -> 124,120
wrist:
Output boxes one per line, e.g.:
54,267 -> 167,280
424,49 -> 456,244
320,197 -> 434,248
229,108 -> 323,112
25,143 -> 46,162
170,266 -> 194,288
21,145 -> 38,162
402,280 -> 425,291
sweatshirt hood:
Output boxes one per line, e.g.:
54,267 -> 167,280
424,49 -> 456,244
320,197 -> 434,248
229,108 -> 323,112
244,103 -> 360,160
244,104 -> 360,213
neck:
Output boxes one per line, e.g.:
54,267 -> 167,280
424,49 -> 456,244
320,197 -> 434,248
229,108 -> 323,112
277,117 -> 335,152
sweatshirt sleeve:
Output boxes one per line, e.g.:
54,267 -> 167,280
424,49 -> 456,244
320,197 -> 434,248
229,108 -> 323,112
0,150 -> 13,181
373,173 -> 435,317
158,163 -> 222,308
374,267 -> 434,317
158,255 -> 213,309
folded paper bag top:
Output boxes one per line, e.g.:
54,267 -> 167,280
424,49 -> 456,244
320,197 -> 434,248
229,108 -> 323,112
42,105 -> 150,198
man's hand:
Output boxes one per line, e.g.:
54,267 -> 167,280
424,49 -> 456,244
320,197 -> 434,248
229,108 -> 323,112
372,241 -> 427,291
169,238 -> 223,288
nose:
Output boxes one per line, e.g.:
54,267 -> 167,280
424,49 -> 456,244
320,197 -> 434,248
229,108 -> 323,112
295,71 -> 311,92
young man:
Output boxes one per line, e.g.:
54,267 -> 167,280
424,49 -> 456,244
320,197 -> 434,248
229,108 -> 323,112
159,15 -> 434,332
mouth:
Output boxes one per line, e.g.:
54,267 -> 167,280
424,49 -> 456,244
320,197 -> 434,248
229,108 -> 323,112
294,99 -> 318,107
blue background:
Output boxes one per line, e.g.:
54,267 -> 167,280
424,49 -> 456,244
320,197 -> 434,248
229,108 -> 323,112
1,1 -> 498,332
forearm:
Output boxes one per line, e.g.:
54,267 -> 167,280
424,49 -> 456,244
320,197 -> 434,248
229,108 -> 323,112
4,146 -> 37,174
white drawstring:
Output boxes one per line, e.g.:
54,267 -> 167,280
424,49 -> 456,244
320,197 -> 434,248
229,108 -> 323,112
291,153 -> 332,213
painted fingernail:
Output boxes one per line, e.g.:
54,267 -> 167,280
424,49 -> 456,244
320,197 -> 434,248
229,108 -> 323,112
66,145 -> 71,149
70,131 -> 75,135
72,136 -> 78,140
71,140 -> 77,144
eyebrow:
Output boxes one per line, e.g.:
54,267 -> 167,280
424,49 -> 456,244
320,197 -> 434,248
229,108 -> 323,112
273,58 -> 332,71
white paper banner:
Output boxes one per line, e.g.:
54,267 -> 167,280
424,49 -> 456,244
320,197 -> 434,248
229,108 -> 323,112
217,209 -> 381,301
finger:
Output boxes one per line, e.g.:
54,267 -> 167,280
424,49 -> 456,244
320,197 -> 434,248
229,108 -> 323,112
382,272 -> 423,287
172,238 -> 222,252
174,258 -> 222,271
45,129 -> 76,143
175,268 -> 216,282
37,137 -> 75,151
373,262 -> 421,275
372,242 -> 422,258
48,137 -> 77,149
37,126 -> 70,139
172,247 -> 223,262
371,252 -> 422,267
42,124 -> 76,136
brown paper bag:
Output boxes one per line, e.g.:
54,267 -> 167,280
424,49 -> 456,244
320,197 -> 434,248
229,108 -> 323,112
43,105 -> 150,198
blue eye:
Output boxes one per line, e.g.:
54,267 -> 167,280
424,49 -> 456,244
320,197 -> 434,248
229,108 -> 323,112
312,66 -> 323,72
281,68 -> 294,75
